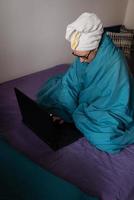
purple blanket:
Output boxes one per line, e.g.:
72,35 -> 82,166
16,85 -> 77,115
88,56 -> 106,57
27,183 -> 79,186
0,64 -> 134,200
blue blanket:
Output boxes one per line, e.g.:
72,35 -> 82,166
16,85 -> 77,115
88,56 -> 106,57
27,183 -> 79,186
0,138 -> 97,200
37,33 -> 134,153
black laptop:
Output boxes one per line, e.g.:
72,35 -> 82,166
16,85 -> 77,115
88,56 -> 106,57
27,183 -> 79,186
14,88 -> 83,151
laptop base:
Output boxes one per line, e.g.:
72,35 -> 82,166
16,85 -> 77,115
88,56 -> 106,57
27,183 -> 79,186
14,88 -> 83,151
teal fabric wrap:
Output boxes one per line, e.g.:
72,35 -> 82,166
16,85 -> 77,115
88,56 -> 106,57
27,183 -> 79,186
0,138 -> 98,200
37,34 -> 134,153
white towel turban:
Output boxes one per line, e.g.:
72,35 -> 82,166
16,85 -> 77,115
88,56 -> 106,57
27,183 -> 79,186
65,12 -> 103,51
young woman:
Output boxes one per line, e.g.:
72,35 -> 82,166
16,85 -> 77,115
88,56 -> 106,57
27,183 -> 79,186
37,13 -> 134,153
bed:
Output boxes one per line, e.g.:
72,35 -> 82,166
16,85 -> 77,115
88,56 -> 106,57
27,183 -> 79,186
1,62 -> 134,200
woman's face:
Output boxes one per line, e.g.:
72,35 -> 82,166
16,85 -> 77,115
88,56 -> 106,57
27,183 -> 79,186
72,49 -> 97,63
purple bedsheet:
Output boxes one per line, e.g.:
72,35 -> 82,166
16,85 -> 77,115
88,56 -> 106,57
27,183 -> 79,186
1,64 -> 134,200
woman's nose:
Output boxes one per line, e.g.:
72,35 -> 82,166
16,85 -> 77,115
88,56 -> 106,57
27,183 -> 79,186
80,58 -> 85,63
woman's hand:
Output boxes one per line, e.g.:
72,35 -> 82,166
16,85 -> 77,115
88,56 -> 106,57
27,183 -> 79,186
50,113 -> 64,124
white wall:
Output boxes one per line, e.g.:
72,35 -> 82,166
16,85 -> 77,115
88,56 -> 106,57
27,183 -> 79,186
124,0 -> 134,28
0,0 -> 128,83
